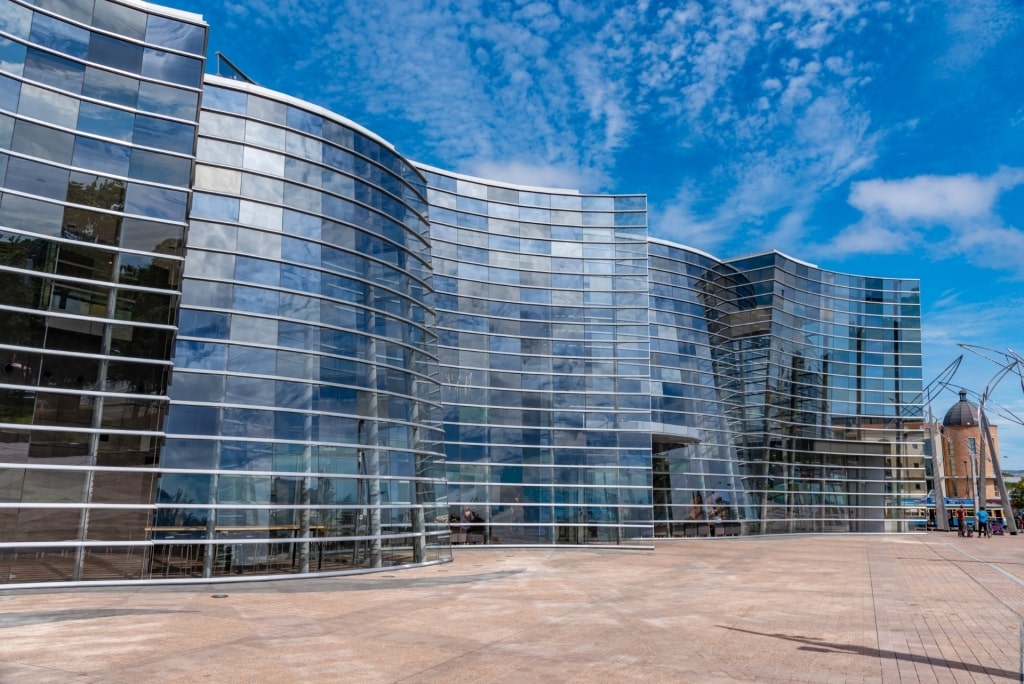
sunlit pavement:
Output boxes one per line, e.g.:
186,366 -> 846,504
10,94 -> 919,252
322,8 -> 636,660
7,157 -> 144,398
1,532 -> 1021,683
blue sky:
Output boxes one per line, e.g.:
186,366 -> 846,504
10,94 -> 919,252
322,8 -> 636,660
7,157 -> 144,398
164,0 -> 1024,468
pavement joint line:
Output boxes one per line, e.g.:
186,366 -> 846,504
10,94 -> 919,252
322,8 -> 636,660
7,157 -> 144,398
936,538 -> 1024,589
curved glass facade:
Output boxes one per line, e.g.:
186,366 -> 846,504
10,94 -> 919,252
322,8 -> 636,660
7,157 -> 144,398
157,77 -> 449,579
420,166 -> 651,544
0,0 -> 926,587
0,0 -> 205,582
648,243 -> 924,536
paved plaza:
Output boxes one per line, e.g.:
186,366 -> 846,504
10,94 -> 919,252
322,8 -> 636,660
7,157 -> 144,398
1,532 -> 1022,683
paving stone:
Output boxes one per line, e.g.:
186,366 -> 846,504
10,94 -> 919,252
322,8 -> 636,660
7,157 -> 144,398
0,533 -> 1021,683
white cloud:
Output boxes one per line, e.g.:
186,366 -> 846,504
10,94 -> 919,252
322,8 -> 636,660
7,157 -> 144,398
653,188 -> 731,254
818,217 -> 918,257
941,0 -> 1021,72
816,168 -> 1024,276
466,159 -> 599,191
848,173 -> 1014,221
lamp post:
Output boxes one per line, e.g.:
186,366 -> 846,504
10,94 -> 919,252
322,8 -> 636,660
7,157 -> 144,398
957,345 -> 1021,536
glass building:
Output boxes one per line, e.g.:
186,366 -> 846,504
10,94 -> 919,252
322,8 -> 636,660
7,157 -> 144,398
0,0 -> 925,587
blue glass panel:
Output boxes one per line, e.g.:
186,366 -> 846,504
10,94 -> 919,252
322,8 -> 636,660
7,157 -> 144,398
191,193 -> 239,222
235,256 -> 280,286
227,345 -> 276,374
177,309 -> 229,338
133,115 -> 194,154
287,106 -> 322,136
173,340 -> 226,370
145,16 -> 205,55
72,136 -> 131,176
124,183 -> 187,221
160,438 -> 218,468
222,408 -> 273,439
77,101 -> 134,141
274,411 -> 310,440
202,86 -> 247,114
0,38 -> 25,84
29,12 -> 89,59
4,156 -> 68,200
220,441 -> 274,470
129,148 -> 191,186
141,48 -> 202,88
23,48 -> 85,94
82,66 -> 138,107
164,405 -> 219,435
232,285 -> 279,316
137,80 -> 198,120
87,32 -> 143,72
93,0 -> 148,40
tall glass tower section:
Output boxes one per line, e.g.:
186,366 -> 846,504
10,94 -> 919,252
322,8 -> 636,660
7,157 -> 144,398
647,240 -> 749,537
156,77 -> 450,579
653,251 -> 924,534
419,166 -> 653,544
0,0 -> 205,582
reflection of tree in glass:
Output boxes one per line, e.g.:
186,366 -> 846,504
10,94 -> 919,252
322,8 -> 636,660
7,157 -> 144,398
66,174 -> 126,211
0,233 -> 48,314
155,486 -> 207,527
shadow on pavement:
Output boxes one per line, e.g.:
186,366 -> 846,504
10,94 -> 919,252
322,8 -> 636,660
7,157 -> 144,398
720,625 -> 1020,680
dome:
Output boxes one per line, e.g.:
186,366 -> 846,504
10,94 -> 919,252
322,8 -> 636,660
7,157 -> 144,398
942,389 -> 979,427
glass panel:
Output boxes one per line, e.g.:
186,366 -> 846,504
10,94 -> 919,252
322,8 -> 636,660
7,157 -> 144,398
202,86 -> 246,114
72,135 -> 132,176
77,101 -> 135,141
0,194 -> 64,236
52,241 -> 116,280
106,360 -> 170,393
82,66 -> 139,108
4,156 -> 69,200
32,0 -> 92,24
168,372 -> 224,403
97,433 -> 163,468
0,73 -> 20,112
123,183 -> 187,221
119,217 -> 184,254
87,32 -> 144,73
133,114 -> 194,154
92,0 -> 148,40
162,403 -> 217,436
145,16 -> 205,55
0,3 -> 33,40
17,82 -> 79,128
116,288 -> 175,324
29,12 -> 89,59
129,148 -> 191,186
10,119 -> 75,164
137,80 -> 198,120
196,138 -> 243,166
67,172 -> 126,212
23,48 -> 85,94
141,48 -> 202,88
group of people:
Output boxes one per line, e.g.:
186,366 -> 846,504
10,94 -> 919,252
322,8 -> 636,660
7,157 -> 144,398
954,504 -> 991,538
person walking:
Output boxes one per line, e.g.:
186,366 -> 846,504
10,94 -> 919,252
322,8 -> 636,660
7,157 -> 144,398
956,505 -> 967,537
976,508 -> 990,538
